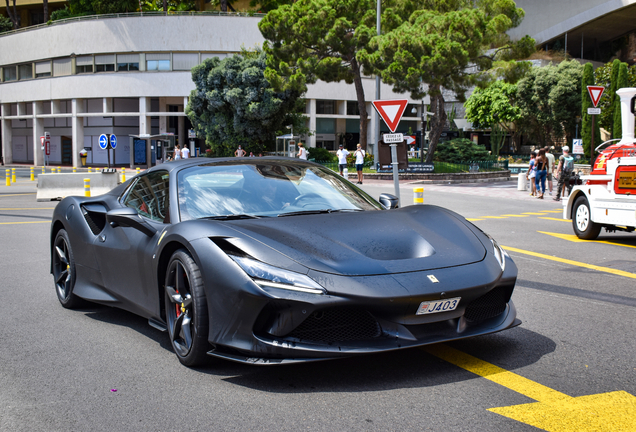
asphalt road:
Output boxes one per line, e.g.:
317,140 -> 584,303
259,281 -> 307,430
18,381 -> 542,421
1,176 -> 634,431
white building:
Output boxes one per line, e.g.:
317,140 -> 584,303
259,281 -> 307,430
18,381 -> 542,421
0,13 -> 422,167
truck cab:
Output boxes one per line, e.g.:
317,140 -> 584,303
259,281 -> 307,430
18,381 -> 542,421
564,87 -> 636,239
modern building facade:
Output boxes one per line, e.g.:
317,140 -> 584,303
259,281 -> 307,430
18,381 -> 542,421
0,13 -> 422,167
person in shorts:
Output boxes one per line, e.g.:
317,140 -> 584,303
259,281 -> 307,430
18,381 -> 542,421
544,146 -> 555,195
526,152 -> 537,196
336,144 -> 349,176
354,143 -> 365,184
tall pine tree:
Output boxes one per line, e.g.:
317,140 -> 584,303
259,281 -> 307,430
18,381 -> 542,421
581,62 -> 601,159
612,62 -> 628,140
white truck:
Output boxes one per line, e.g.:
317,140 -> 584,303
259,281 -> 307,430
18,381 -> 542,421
564,87 -> 636,239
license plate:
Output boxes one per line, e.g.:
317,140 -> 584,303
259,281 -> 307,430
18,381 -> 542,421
416,297 -> 461,315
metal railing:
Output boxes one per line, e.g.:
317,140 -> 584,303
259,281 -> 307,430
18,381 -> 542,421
0,11 -> 265,38
314,159 -> 508,174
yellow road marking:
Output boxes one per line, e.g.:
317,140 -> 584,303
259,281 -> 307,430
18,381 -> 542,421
538,217 -> 569,222
0,208 -> 55,210
522,212 -> 548,215
500,214 -> 529,217
424,344 -> 636,432
467,218 -> 484,221
479,216 -> 508,219
540,231 -> 636,249
0,221 -> 50,225
541,209 -> 563,213
0,193 -> 36,197
502,245 -> 636,279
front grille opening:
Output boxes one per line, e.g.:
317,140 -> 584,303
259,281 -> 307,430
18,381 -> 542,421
81,206 -> 107,235
464,285 -> 514,323
285,308 -> 381,343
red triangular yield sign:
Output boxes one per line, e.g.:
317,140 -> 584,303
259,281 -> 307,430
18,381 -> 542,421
372,99 -> 409,133
587,86 -> 605,108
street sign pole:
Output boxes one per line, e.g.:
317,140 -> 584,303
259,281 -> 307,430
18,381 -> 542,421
390,143 -> 400,205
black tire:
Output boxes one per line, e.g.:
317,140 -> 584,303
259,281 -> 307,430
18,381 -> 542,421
164,249 -> 209,367
572,196 -> 601,240
52,229 -> 83,309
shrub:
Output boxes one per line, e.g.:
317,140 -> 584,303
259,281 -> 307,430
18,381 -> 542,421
307,147 -> 334,162
434,138 -> 494,163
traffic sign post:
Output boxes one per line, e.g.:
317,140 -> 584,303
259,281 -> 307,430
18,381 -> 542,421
372,99 -> 409,206
587,86 -> 604,161
99,133 -> 117,168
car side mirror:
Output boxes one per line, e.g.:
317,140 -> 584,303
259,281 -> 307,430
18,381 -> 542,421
379,193 -> 399,210
106,207 -> 157,237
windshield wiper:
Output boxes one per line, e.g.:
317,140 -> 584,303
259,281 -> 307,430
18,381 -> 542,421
205,214 -> 262,220
277,209 -> 333,217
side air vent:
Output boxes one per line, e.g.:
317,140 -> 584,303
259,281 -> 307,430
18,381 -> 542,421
209,237 -> 248,257
81,203 -> 108,235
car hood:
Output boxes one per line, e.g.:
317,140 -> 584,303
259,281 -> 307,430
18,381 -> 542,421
225,206 -> 486,276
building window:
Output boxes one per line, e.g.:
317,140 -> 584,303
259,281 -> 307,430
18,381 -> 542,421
316,118 -> 336,134
3,66 -> 17,82
35,61 -> 51,78
76,56 -> 93,74
173,53 -> 199,70
117,54 -> 139,72
76,65 -> 93,73
346,101 -> 360,115
95,54 -> 115,73
53,58 -> 72,76
18,64 -> 32,80
31,12 -> 45,25
146,53 -> 171,71
316,100 -> 337,114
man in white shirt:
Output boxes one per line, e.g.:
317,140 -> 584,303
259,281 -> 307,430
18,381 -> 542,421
181,145 -> 190,159
336,144 -> 349,176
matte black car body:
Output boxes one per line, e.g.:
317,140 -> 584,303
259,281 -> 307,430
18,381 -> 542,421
50,157 -> 520,365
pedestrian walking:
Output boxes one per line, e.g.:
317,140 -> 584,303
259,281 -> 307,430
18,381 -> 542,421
534,149 -> 548,199
173,144 -> 181,161
181,145 -> 190,159
354,143 -> 365,184
297,142 -> 307,160
234,145 -> 246,157
526,152 -> 537,196
545,146 -> 555,195
336,144 -> 349,176
553,146 -> 574,201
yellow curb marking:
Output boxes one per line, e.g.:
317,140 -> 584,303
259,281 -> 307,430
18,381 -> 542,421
502,245 -> 636,280
0,193 -> 36,197
424,344 -> 636,432
0,221 -> 50,225
539,231 -> 636,249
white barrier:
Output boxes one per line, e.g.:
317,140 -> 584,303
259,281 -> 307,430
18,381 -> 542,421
517,173 -> 527,191
36,172 -> 120,201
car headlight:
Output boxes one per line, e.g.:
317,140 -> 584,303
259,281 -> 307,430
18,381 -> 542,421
488,235 -> 507,272
229,255 -> 326,295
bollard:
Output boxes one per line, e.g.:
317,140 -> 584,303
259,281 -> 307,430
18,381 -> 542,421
30,167 -> 34,181
88,167 -> 92,173
413,187 -> 424,205
12,168 -> 16,183
136,167 -> 140,175
73,167 -> 77,173
5,169 -> 10,186
42,166 -> 45,174
84,178 -> 91,197
122,168 -> 126,182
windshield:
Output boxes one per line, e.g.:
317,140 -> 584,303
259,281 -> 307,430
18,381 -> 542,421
177,160 -> 382,220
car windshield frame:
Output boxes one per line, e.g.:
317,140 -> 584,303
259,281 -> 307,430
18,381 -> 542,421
177,159 -> 382,221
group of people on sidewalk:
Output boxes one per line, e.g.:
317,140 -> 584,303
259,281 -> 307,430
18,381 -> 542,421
525,146 -> 575,201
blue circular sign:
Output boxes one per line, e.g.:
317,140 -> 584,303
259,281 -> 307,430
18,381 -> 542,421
110,134 -> 117,150
99,134 -> 108,150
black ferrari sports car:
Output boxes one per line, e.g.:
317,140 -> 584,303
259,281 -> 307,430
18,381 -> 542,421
51,157 -> 520,366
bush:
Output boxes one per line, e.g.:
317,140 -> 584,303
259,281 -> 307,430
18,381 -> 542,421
0,16 -> 13,33
434,138 -> 494,163
307,147 -> 334,162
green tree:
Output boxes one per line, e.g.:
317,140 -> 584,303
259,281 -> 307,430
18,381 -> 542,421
608,59 -> 621,137
594,60 -> 636,136
433,138 -> 493,163
359,0 -> 533,162
581,62 -> 601,158
516,60 -> 582,147
186,50 -> 305,157
259,0 -> 413,151
464,81 -> 521,151
142,0 -> 196,11
612,62 -> 629,139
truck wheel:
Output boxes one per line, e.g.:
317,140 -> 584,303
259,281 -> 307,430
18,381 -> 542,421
572,196 -> 601,240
